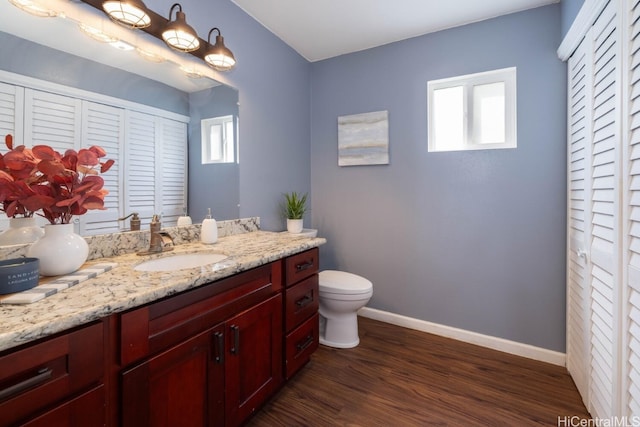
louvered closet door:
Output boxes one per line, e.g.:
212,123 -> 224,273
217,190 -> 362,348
0,82 -> 24,231
625,0 -> 640,417
23,89 -> 82,230
0,82 -> 23,142
589,0 -> 621,418
23,89 -> 81,153
124,110 -> 158,225
79,102 -> 124,235
567,36 -> 592,407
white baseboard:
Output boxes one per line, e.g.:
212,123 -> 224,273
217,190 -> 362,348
358,307 -> 566,367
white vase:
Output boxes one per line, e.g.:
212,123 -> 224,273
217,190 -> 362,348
27,223 -> 89,276
287,219 -> 304,233
0,217 -> 44,245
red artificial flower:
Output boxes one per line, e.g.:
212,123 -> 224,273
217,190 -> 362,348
0,134 -> 115,224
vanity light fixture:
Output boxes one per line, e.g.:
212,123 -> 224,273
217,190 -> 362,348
204,27 -> 236,71
102,0 -> 150,29
9,0 -> 56,17
161,3 -> 199,52
69,0 -> 239,72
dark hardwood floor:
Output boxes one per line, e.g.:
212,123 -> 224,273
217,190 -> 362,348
247,316 -> 590,426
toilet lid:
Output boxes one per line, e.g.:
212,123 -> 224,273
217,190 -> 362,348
319,270 -> 372,295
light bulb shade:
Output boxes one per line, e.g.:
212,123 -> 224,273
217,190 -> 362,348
136,48 -> 166,63
103,0 -> 151,28
79,23 -> 118,43
204,31 -> 236,71
9,0 -> 56,17
162,9 -> 200,52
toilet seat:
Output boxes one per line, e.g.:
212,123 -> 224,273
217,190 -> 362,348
319,270 -> 372,295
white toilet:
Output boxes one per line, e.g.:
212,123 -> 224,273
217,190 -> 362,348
318,270 -> 373,348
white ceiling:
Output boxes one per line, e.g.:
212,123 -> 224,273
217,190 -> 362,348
232,0 -> 559,62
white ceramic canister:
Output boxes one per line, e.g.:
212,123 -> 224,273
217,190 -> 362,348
201,208 -> 218,244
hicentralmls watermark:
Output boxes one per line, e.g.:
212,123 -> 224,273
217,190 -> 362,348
558,416 -> 640,427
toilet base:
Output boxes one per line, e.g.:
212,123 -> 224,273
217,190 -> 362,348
319,312 -> 361,349
319,336 -> 360,349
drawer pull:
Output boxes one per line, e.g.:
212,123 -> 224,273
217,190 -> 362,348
295,293 -> 313,308
296,335 -> 314,352
295,260 -> 314,271
0,368 -> 52,401
214,332 -> 224,364
230,325 -> 240,355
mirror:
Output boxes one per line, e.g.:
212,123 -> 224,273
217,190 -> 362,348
189,85 -> 240,223
0,0 -> 240,240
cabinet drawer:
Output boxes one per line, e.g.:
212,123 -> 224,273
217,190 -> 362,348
0,322 -> 104,427
21,385 -> 105,427
285,248 -> 319,287
285,313 -> 319,379
121,262 -> 280,366
285,274 -> 319,332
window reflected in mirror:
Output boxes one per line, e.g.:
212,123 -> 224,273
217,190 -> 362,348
201,115 -> 237,164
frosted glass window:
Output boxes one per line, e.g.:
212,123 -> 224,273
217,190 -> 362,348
433,86 -> 464,150
473,82 -> 505,144
201,115 -> 235,164
428,67 -> 516,152
209,123 -> 223,160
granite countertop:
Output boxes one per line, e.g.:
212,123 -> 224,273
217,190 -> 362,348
0,231 -> 326,353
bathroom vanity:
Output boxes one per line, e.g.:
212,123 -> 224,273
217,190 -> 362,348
0,231 -> 324,426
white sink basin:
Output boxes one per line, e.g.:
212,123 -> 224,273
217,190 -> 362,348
134,253 -> 228,272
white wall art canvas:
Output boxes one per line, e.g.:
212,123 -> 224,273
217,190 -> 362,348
338,110 -> 389,166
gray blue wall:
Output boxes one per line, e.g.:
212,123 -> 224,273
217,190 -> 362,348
561,0 -> 585,38
310,4 -> 567,351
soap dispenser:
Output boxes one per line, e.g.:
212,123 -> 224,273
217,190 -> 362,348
130,213 -> 141,231
118,212 -> 141,231
201,208 -> 218,244
177,207 -> 192,227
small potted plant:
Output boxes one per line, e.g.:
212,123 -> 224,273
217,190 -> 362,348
283,191 -> 308,233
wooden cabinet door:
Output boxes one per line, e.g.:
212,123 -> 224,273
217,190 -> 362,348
225,294 -> 283,427
121,324 -> 225,427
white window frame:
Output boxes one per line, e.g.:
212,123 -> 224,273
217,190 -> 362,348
201,115 -> 236,164
427,67 -> 517,152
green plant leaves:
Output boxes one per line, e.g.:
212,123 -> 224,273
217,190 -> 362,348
283,191 -> 308,219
